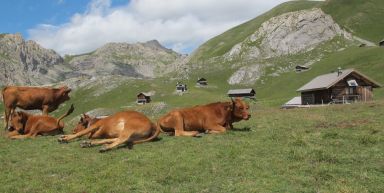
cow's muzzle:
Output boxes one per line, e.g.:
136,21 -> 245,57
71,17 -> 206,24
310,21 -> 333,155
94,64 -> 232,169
243,114 -> 251,120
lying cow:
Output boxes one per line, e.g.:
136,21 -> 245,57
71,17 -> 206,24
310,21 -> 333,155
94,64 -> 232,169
157,98 -> 250,137
2,85 -> 71,130
58,111 -> 160,152
8,104 -> 74,139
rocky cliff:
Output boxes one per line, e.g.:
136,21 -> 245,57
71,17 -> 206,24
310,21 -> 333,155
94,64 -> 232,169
0,33 -> 64,86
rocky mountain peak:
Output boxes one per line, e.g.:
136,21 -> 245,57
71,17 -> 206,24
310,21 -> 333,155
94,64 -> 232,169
0,33 -> 64,86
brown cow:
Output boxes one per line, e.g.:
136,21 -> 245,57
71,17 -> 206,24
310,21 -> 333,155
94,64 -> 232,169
157,98 -> 250,137
2,86 -> 71,130
58,111 -> 160,152
8,104 -> 74,139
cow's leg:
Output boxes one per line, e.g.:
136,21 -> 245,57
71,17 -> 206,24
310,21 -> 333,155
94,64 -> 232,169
172,113 -> 199,137
206,125 -> 226,134
42,105 -> 49,115
99,131 -> 135,152
80,138 -> 117,148
9,133 -> 35,139
4,107 -> 14,130
58,125 -> 100,143
175,129 -> 200,137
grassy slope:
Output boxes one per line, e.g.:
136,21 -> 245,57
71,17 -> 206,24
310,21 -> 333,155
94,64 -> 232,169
0,100 -> 383,193
190,1 -> 322,61
257,46 -> 384,106
322,0 -> 384,43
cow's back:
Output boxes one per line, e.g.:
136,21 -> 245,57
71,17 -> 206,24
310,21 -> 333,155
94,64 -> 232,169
179,103 -> 229,130
96,111 -> 153,136
3,86 -> 54,110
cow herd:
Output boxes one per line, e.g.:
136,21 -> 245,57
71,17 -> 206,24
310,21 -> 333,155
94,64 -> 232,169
1,85 -> 250,152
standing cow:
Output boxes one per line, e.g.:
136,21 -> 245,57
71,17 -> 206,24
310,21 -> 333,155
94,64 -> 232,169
2,86 -> 71,130
157,98 -> 251,137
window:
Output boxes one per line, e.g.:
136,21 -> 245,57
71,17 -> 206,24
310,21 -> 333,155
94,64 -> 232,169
347,87 -> 355,95
347,79 -> 358,87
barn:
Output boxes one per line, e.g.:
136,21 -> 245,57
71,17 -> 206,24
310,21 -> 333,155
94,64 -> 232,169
297,68 -> 381,105
137,92 -> 152,104
227,88 -> 256,99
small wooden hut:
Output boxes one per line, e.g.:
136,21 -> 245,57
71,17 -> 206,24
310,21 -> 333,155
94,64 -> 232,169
176,83 -> 187,92
295,65 -> 310,72
297,68 -> 381,105
227,88 -> 255,99
379,39 -> 384,47
137,92 -> 152,104
196,78 -> 208,86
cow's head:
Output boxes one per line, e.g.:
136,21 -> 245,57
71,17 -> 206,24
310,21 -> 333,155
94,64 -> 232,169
59,86 -> 72,102
72,113 -> 92,134
9,111 -> 29,133
230,98 -> 251,120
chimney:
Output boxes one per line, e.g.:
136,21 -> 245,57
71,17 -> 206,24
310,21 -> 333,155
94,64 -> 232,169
337,67 -> 342,76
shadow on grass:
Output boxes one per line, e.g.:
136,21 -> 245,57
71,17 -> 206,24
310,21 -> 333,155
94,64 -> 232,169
231,127 -> 252,132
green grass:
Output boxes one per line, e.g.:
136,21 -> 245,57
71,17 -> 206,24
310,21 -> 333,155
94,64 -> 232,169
322,0 -> 384,43
1,100 -> 383,192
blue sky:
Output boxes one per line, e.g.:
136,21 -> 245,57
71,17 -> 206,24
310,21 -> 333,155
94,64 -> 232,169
0,0 -> 126,37
0,0 -> 288,55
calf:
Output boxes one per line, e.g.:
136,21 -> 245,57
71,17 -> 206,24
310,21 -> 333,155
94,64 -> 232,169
2,86 -> 71,130
8,104 -> 74,139
58,111 -> 160,152
157,98 -> 250,137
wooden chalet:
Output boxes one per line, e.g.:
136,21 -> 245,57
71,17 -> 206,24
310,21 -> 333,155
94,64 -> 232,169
196,78 -> 208,86
295,65 -> 310,72
297,68 -> 381,105
137,92 -> 152,104
227,88 -> 255,99
176,83 -> 187,92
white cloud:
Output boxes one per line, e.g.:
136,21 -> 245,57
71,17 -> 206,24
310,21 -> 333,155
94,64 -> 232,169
29,0 -> 288,55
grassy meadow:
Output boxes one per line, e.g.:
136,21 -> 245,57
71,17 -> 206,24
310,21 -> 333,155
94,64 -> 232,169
0,99 -> 383,192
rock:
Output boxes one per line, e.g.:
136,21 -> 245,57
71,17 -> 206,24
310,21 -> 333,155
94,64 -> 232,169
0,33 -> 64,86
228,64 -> 264,85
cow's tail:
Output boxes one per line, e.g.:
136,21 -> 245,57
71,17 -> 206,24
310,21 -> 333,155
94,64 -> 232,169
132,122 -> 161,145
56,104 -> 75,127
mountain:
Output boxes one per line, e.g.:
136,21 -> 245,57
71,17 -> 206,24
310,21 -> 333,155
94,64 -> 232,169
0,33 -> 65,85
64,40 -> 183,79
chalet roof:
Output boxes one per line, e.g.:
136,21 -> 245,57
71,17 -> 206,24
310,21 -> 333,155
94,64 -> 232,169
227,88 -> 255,95
197,78 -> 207,82
137,92 -> 152,97
297,69 -> 381,92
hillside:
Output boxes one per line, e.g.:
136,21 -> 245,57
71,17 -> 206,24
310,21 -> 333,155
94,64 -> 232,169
64,40 -> 183,79
322,0 -> 384,44
0,33 -> 65,85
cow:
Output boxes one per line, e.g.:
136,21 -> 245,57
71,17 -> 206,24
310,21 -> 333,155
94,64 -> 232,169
157,98 -> 250,137
8,104 -> 74,139
58,111 -> 160,153
2,86 -> 71,130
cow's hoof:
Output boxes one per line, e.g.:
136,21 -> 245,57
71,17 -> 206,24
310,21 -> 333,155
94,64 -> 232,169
80,141 -> 92,148
99,147 -> 109,153
194,133 -> 204,138
57,138 -> 68,143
